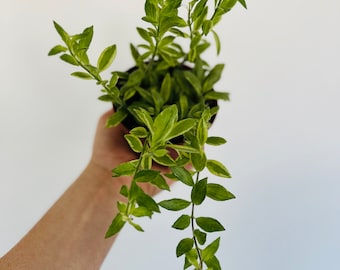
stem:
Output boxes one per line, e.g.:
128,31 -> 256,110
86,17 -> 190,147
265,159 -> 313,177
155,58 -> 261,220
191,171 -> 203,270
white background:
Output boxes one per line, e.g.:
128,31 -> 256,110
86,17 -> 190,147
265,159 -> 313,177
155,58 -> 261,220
1,0 -> 340,269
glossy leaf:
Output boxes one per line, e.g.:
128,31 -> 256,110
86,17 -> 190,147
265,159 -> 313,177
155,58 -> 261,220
167,144 -> 200,154
206,136 -> 227,146
191,151 -> 207,172
159,198 -> 191,211
207,183 -> 235,201
128,220 -> 144,232
205,255 -> 222,270
202,64 -> 225,92
204,90 -> 230,100
172,214 -> 191,230
196,217 -> 225,232
112,160 -> 137,177
120,185 -> 129,197
191,178 -> 207,205
134,170 -> 159,182
197,117 -> 208,146
136,189 -> 160,213
97,44 -> 117,72
71,71 -> 92,80
191,0 -> 208,21
160,73 -> 172,104
124,134 -> 143,153
106,109 -> 128,127
176,238 -> 194,257
207,160 -> 231,178
152,105 -> 178,144
105,213 -> 126,238
130,127 -> 148,138
202,237 -> 220,261
166,118 -> 196,141
183,71 -> 201,96
238,0 -> 248,9
171,167 -> 194,186
152,154 -> 176,166
194,229 -> 207,245
133,108 -> 154,134
137,27 -> 153,44
151,174 -> 170,191
53,21 -> 69,44
131,206 -> 153,218
60,54 -> 79,66
48,45 -> 67,56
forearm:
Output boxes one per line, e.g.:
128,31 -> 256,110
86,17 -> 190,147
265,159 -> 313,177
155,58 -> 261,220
1,162 -> 128,270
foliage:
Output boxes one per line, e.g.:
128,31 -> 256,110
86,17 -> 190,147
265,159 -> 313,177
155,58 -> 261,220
49,0 -> 247,269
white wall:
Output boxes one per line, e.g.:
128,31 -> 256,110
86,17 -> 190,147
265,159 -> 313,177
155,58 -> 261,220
1,1 -> 340,269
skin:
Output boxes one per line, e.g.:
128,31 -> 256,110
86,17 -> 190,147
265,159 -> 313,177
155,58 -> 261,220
0,110 -> 171,270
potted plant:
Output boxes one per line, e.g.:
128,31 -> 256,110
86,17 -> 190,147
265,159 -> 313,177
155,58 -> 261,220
48,0 -> 247,269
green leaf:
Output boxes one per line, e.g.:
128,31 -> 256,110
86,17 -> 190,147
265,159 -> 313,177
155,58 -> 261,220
112,160 -> 137,177
205,255 -> 222,270
97,44 -> 117,72
206,136 -> 227,146
166,118 -> 196,141
78,26 -> 94,52
98,95 -> 114,102
152,148 -> 168,157
152,174 -> 170,191
202,237 -> 220,261
152,154 -> 176,166
120,185 -> 129,197
191,0 -> 208,21
131,206 -> 153,218
159,198 -> 191,211
171,167 -> 194,186
202,64 -> 225,92
167,144 -> 200,154
128,220 -> 144,232
60,54 -> 79,66
124,134 -> 143,153
207,183 -> 235,201
137,27 -> 153,44
202,20 -> 213,35
141,155 -> 152,170
48,45 -> 67,56
212,29 -> 221,55
71,71 -> 93,80
136,188 -> 160,213
53,21 -> 69,44
134,170 -> 159,183
176,238 -> 194,257
105,213 -> 126,238
172,214 -> 191,230
152,105 -> 178,144
185,249 -> 199,269
197,117 -> 208,146
160,73 -> 172,104
194,229 -> 207,245
183,71 -> 202,96
207,160 -> 231,178
133,108 -> 154,134
196,217 -> 225,232
204,90 -> 230,100
191,151 -> 207,172
238,0 -> 248,9
106,109 -> 128,128
191,178 -> 207,205
130,127 -> 148,138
